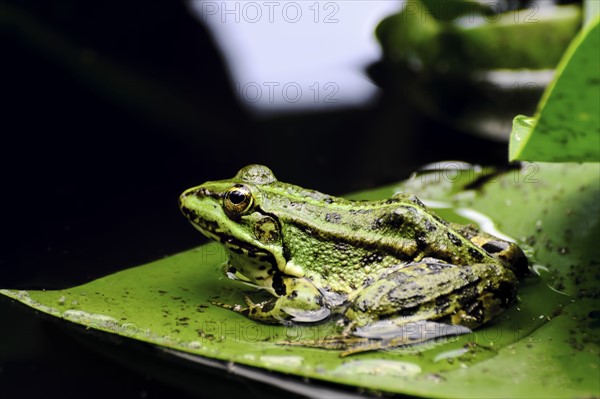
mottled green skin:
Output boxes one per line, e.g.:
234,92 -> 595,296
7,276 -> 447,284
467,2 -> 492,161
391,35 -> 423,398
180,165 -> 528,341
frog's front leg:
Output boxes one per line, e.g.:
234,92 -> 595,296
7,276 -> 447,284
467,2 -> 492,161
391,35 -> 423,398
220,276 -> 331,324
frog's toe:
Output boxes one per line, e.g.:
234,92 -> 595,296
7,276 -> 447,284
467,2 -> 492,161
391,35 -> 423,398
211,300 -> 248,315
280,335 -> 364,351
242,295 -> 256,307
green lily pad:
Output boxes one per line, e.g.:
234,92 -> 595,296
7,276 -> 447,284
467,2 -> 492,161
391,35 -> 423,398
509,17 -> 600,162
2,162 -> 599,397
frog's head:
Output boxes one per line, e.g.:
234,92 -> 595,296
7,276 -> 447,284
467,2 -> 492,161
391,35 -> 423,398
179,165 -> 286,284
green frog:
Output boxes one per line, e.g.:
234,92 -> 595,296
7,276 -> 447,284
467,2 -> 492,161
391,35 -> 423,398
179,165 -> 528,355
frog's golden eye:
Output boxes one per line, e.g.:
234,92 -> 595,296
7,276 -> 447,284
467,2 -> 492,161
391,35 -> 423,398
224,184 -> 254,218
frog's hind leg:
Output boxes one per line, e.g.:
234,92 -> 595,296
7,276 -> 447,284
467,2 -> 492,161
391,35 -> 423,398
333,260 -> 518,355
348,260 -> 517,328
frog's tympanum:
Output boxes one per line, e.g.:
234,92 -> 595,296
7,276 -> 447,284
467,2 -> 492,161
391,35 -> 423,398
180,165 -> 529,355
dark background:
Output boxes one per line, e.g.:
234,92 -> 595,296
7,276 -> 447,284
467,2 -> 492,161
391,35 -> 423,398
0,1 -> 513,398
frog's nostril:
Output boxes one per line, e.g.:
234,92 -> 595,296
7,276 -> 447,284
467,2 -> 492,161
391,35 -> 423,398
180,187 -> 202,200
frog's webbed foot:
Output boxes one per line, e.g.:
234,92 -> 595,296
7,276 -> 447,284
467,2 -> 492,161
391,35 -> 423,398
283,335 -> 371,353
282,320 -> 471,357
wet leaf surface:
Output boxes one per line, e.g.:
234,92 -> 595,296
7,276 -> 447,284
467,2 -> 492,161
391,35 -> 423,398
2,162 -> 599,398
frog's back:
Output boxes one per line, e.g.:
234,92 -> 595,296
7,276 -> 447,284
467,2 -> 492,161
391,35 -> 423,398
261,186 -> 494,270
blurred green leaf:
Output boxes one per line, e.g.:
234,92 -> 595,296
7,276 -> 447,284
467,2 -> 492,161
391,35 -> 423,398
2,162 -> 598,397
509,17 -> 600,162
585,0 -> 600,25
376,0 -> 580,71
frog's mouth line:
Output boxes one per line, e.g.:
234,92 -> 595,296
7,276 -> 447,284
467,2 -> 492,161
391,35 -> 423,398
184,210 -> 272,259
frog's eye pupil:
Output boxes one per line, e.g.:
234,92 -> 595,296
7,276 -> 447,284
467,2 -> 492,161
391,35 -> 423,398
228,191 -> 245,205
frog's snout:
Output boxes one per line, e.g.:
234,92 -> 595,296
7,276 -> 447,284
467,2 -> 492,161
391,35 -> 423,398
178,190 -> 190,209
178,188 -> 199,214
179,192 -> 194,219
179,187 -> 212,216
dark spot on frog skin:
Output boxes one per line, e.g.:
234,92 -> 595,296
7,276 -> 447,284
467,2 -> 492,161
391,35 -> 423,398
261,299 -> 277,313
390,293 -> 427,308
447,232 -> 462,247
370,218 -> 383,230
425,262 -> 453,274
258,265 -> 267,271
464,300 -> 485,324
396,304 -> 422,317
272,273 -> 286,296
424,220 -> 437,232
294,223 -> 313,235
227,245 -> 245,255
482,241 -> 509,254
325,212 -> 342,224
467,247 -> 485,262
380,211 -> 404,229
435,296 -> 451,312
384,269 -> 413,285
289,290 -> 298,299
415,232 -> 429,252
349,208 -> 371,215
456,282 -> 482,307
362,276 -> 375,287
